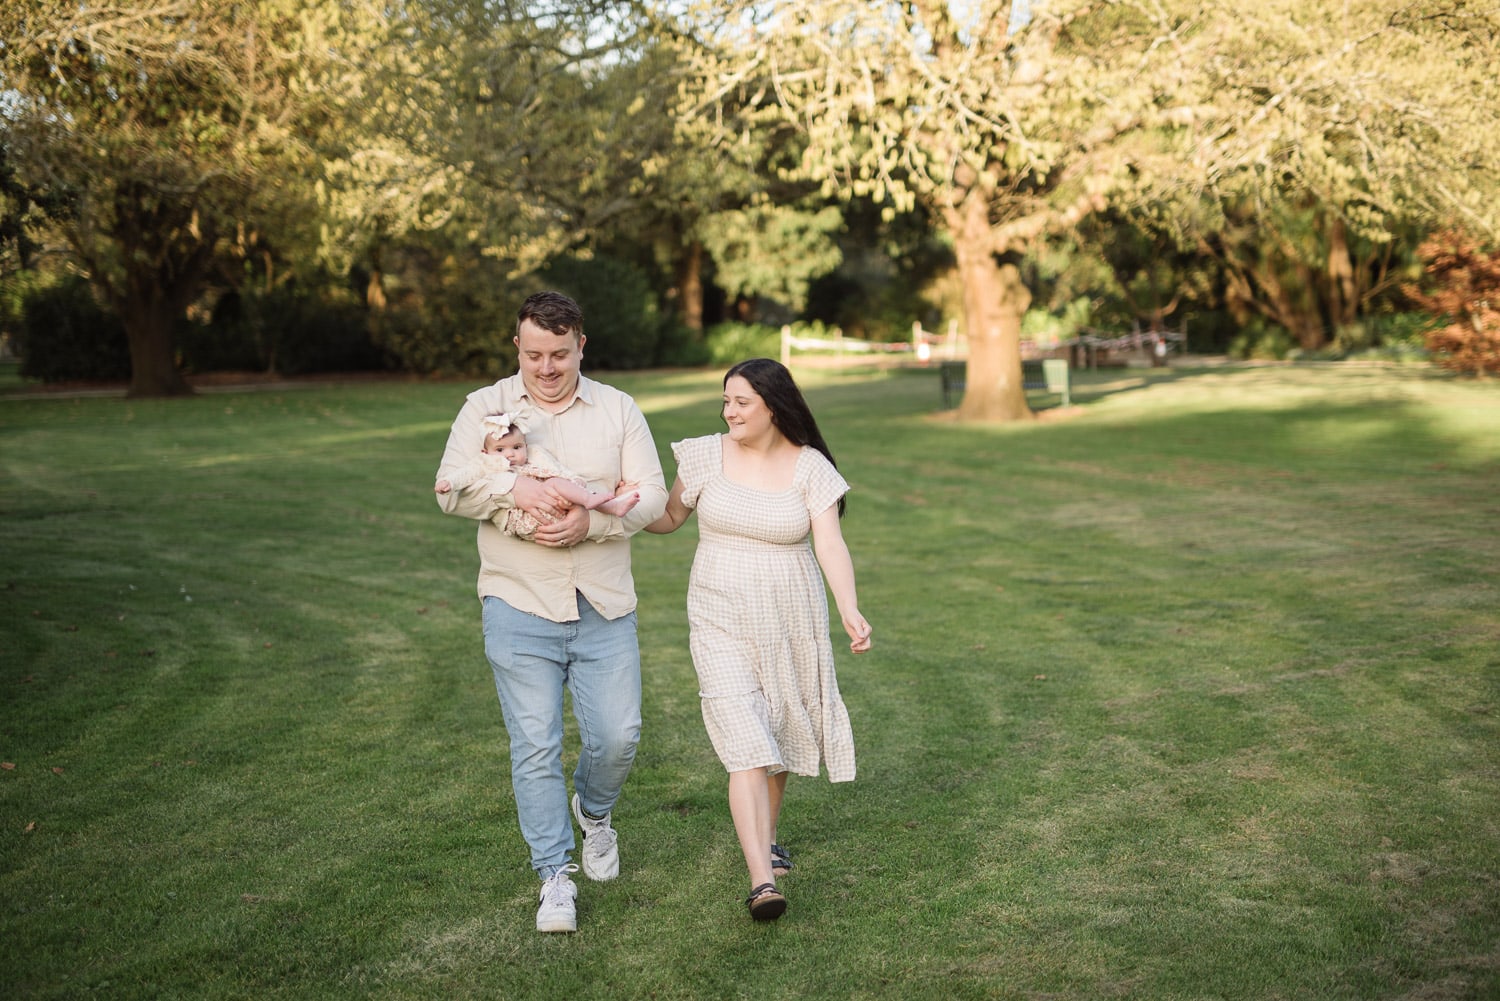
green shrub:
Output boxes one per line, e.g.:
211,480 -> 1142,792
0,269 -> 47,348
537,255 -> 668,370
1228,319 -> 1296,360
16,275 -> 131,382
179,291 -> 266,372
1022,297 -> 1094,347
334,242 -> 533,377
653,323 -> 713,368
1178,307 -> 1239,354
370,304 -> 503,378
272,290 -> 388,375
182,285 -> 391,376
702,322 -> 782,365
1329,312 -> 1437,362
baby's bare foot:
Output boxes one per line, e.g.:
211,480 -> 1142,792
599,491 -> 639,517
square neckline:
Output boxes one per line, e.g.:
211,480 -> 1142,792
715,433 -> 805,495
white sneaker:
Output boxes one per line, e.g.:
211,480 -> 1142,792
536,864 -> 579,933
571,793 -> 620,881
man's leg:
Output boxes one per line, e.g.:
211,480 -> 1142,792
567,600 -> 642,815
566,600 -> 641,879
482,597 -> 574,877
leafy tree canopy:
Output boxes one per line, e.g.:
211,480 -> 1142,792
0,0 -> 370,394
666,0 -> 1500,418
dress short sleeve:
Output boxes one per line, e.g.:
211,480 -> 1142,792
670,435 -> 721,509
799,448 -> 849,518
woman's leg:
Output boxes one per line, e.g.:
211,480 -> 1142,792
728,767 -> 776,889
767,770 -> 788,845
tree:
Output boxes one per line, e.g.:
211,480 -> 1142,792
0,0 -> 359,395
0,139 -> 58,274
671,0 -> 1500,419
0,136 -> 66,346
554,35 -> 775,334
329,0 -> 695,358
1120,0 -> 1500,352
697,204 -> 844,317
672,1 -> 1170,420
1405,229 -> 1500,376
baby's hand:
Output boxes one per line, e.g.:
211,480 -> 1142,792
435,479 -> 452,494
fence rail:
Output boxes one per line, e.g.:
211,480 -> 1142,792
778,325 -> 913,366
778,321 -> 1188,369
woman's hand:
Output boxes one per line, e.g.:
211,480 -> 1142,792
843,612 -> 872,654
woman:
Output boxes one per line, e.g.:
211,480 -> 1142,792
646,358 -> 873,920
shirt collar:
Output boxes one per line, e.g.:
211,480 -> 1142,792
520,374 -> 595,413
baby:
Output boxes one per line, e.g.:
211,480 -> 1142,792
435,411 -> 639,539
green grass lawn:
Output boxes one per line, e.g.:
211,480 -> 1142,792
2,361 -> 1497,1000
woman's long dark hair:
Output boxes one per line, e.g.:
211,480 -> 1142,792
724,358 -> 845,517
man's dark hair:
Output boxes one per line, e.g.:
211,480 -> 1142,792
517,291 -> 584,339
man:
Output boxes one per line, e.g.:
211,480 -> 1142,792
435,291 -> 667,933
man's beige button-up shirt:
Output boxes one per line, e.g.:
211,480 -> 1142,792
435,374 -> 668,622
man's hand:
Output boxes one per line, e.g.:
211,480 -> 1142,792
511,475 -> 572,525
532,503 -> 589,548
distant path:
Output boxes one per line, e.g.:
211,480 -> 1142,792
0,371 -> 427,401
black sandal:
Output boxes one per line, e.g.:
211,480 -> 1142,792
746,882 -> 787,921
771,843 -> 793,874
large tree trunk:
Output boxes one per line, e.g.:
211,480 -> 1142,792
677,239 -> 704,333
947,194 -> 1033,422
1216,239 -> 1331,352
1325,216 -> 1357,332
86,194 -> 212,397
1260,256 -> 1326,351
366,259 -> 387,310
122,312 -> 192,397
118,271 -> 194,398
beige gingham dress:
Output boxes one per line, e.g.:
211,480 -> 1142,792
672,435 -> 856,782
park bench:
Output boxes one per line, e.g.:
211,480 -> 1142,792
939,358 -> 1071,408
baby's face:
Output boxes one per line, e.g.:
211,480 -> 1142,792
484,429 -> 529,465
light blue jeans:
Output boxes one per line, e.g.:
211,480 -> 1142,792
482,594 -> 642,879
